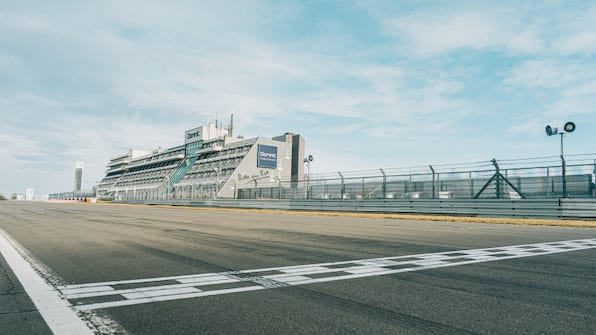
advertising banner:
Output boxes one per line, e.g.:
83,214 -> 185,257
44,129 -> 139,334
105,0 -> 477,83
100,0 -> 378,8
257,144 -> 278,169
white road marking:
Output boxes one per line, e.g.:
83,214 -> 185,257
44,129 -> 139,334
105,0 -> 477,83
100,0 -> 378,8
0,228 -> 94,335
122,287 -> 201,300
56,237 -> 596,311
178,274 -> 237,284
76,285 -> 266,311
60,285 -> 115,296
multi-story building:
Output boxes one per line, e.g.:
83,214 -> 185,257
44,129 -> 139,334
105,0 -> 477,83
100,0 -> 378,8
96,117 -> 305,201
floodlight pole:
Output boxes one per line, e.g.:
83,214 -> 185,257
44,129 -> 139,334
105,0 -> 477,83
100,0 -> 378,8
546,122 -> 575,198
303,155 -> 313,199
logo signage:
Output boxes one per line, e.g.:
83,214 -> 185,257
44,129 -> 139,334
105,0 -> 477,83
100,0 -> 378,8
185,127 -> 203,144
257,145 -> 278,169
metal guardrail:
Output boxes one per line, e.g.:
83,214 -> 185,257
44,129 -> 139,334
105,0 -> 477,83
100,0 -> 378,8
129,198 -> 596,220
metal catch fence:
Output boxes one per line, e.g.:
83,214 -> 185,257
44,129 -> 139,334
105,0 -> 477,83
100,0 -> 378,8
237,154 -> 596,200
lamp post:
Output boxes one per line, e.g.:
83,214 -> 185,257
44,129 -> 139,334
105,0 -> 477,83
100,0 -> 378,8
303,155 -> 313,199
545,121 -> 576,198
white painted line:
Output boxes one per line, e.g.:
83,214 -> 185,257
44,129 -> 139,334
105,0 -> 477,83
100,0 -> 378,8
66,284 -> 189,300
0,228 -> 94,335
343,266 -> 388,275
58,272 -> 225,290
122,287 -> 201,300
356,260 -> 401,267
263,274 -> 312,284
177,274 -> 237,284
281,266 -> 330,274
60,285 -> 115,296
62,238 -> 596,311
412,260 -> 448,266
417,254 -> 450,260
76,285 -> 265,311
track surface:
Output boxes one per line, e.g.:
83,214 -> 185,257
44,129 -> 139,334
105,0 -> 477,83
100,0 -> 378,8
1,201 -> 596,334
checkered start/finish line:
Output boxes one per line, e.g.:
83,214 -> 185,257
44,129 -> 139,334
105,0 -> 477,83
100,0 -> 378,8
57,238 -> 596,311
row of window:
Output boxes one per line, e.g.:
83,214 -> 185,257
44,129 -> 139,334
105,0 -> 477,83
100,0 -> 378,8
100,139 -> 258,191
182,168 -> 234,181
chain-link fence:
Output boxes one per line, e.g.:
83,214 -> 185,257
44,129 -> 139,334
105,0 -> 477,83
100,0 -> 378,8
237,154 -> 596,200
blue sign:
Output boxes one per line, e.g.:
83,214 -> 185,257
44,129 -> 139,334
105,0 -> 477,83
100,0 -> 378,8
257,145 -> 278,168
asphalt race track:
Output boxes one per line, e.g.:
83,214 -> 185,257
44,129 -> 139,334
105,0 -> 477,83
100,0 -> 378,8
1,201 -> 596,335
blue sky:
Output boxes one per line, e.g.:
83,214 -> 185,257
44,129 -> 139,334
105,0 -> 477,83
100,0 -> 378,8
1,1 -> 596,196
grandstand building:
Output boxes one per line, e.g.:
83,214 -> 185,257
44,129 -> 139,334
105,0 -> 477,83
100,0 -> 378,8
96,117 -> 305,201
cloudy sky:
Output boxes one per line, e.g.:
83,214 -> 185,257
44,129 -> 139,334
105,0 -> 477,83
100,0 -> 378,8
1,1 -> 596,196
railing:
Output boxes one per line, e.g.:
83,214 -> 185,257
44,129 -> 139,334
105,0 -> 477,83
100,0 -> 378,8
237,154 -> 596,200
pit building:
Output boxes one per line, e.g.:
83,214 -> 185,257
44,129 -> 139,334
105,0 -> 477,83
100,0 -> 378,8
96,117 -> 305,201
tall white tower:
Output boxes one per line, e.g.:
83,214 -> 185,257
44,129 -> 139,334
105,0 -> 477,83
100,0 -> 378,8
74,162 -> 84,192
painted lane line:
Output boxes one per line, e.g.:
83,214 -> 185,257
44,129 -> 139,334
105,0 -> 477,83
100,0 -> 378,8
342,266 -> 390,275
412,260 -> 449,266
60,285 -> 115,296
0,228 -> 94,335
264,274 -> 312,284
61,238 -> 596,311
280,266 -> 330,274
177,274 -> 238,284
66,282 -> 207,300
57,272 -> 227,290
77,286 -> 265,311
122,287 -> 201,300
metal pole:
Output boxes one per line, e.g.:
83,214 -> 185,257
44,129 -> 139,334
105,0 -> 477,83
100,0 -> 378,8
380,169 -> 386,199
560,133 -> 566,198
561,155 -> 567,198
338,172 -> 344,200
305,162 -> 310,199
361,177 -> 365,198
492,159 -> 501,199
429,165 -> 435,199
593,159 -> 596,198
560,133 -> 564,157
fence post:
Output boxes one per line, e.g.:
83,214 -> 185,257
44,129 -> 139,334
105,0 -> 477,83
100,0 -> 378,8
361,177 -> 365,198
429,165 -> 435,199
469,172 -> 473,198
546,167 -> 551,196
593,159 -> 596,198
338,172 -> 345,200
492,159 -> 502,199
380,169 -> 386,199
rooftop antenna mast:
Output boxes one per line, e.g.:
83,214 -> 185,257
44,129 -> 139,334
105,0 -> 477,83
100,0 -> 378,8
228,112 -> 234,137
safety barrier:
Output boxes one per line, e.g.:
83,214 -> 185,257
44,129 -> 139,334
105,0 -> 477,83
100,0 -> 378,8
128,198 -> 596,220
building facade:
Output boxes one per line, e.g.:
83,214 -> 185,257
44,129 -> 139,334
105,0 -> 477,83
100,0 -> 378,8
96,119 -> 305,201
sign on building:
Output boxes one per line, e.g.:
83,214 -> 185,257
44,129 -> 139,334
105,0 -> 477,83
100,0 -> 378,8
257,144 -> 278,169
185,127 -> 203,144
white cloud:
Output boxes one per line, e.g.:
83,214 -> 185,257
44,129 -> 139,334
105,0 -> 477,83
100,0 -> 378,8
552,6 -> 596,55
384,8 -> 543,56
504,59 -> 596,120
504,60 -> 590,90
